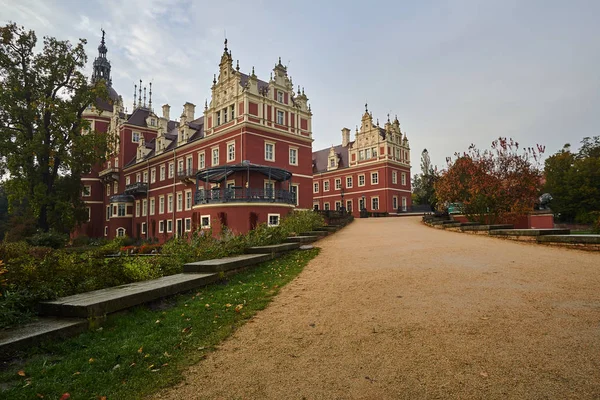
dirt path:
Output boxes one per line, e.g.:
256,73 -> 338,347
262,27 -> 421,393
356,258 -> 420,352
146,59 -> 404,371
155,217 -> 600,399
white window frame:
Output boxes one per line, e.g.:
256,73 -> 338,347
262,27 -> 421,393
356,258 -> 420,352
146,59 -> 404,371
159,220 -> 165,233
185,190 -> 192,210
159,196 -> 165,214
186,156 -> 193,174
346,176 -> 353,188
135,201 -> 140,217
168,163 -> 174,179
227,141 -> 235,162
392,170 -> 398,185
167,194 -> 173,213
113,182 -> 118,194
265,142 -> 275,162
372,196 -> 379,210
277,90 -> 283,103
212,147 -> 219,166
393,196 -> 398,210
160,165 -> 166,181
150,197 -> 155,216
106,205 -> 111,221
402,196 -> 408,212
104,226 -> 108,236
335,178 -> 341,190
136,173 -> 141,183
82,185 -> 91,197
176,192 -> 183,212
198,152 -> 205,169
132,131 -> 140,143
116,227 -> 126,237
358,174 -> 365,187
185,217 -> 192,232
313,182 -> 319,193
324,202 -> 330,211
268,213 -> 280,227
290,183 -> 299,206
323,181 -> 330,192
200,215 -> 211,229
143,171 -> 148,183
289,147 -> 298,166
142,199 -> 147,217
150,168 -> 156,183
126,176 -> 131,185
276,110 -> 284,125
166,219 -> 173,233
141,222 -> 146,235
371,172 -> 379,185
401,172 -> 407,186
346,199 -> 352,212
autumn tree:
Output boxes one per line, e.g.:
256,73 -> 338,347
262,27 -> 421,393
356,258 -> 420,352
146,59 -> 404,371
544,137 -> 600,223
435,138 -> 544,224
412,149 -> 438,209
0,23 -> 108,233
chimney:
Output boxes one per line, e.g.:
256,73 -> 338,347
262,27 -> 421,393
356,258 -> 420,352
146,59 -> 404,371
184,102 -> 196,121
162,104 -> 170,120
341,127 -> 351,147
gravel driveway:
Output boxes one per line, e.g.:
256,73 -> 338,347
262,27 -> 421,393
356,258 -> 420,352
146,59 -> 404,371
156,217 -> 600,399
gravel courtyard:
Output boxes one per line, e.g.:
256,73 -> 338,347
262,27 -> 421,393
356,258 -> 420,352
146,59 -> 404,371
156,217 -> 600,399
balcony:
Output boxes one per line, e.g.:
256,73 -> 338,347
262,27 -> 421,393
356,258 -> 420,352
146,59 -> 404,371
98,167 -> 120,182
123,182 -> 148,196
177,168 -> 197,184
195,187 -> 296,205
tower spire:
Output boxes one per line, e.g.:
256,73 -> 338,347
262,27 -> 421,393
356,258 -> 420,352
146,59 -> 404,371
133,83 -> 137,108
92,29 -> 111,86
149,82 -> 152,111
138,79 -> 142,107
143,86 -> 147,108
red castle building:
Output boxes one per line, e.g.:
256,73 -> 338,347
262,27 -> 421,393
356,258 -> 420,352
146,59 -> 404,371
312,105 -> 412,216
76,33 -> 313,241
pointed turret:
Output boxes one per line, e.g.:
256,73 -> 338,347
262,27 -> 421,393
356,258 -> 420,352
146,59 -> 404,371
92,29 -> 112,86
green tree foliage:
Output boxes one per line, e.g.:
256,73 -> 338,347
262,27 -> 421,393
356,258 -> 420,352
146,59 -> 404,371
0,23 -> 108,233
544,137 -> 600,223
412,149 -> 438,209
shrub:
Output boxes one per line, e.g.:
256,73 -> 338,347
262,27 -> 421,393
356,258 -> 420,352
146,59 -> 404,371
26,230 -> 69,249
71,235 -> 91,247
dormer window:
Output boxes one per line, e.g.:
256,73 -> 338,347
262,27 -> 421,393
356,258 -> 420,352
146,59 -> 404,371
231,104 -> 235,119
150,118 -> 156,127
224,107 -> 228,123
329,158 -> 336,168
277,91 -> 283,103
216,110 -> 221,126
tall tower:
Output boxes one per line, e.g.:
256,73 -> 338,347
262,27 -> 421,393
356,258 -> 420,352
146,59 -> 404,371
91,29 -> 112,86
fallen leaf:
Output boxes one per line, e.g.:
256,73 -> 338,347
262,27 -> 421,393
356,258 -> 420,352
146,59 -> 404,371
98,397 -> 107,400
138,346 -> 143,353
225,303 -> 232,308
155,320 -> 161,324
235,304 -> 244,313
59,394 -> 71,400
148,364 -> 154,369
161,363 -> 169,367
129,362 -> 136,367
182,326 -> 192,333
88,358 -> 95,363
17,370 -> 26,377
112,364 -> 120,370
144,354 -> 150,358
36,394 -> 44,398
164,351 -> 171,358
73,372 -> 81,376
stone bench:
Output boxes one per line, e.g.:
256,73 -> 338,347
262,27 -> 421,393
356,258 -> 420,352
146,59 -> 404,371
184,253 -> 273,273
39,272 -> 219,318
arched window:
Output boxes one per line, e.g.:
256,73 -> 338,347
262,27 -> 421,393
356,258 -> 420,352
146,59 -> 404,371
116,228 -> 126,237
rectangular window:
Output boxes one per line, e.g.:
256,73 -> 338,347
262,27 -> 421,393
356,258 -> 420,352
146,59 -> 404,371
143,171 -> 148,183
135,201 -> 140,217
329,158 -> 336,168
168,163 -> 174,178
346,176 -> 353,188
104,226 -> 108,236
126,176 -> 131,185
113,182 -> 118,194
132,131 -> 140,143
402,197 -> 407,211
277,90 -> 283,103
150,198 -> 155,215
289,147 -> 298,165
227,142 -> 235,162
290,184 -> 299,206
185,218 -> 192,232
268,214 -> 280,227
265,181 -> 274,198
365,148 -> 372,159
160,165 -> 166,181
393,196 -> 398,210
223,107 -> 228,123
167,220 -> 173,233
277,110 -> 284,125
401,172 -> 407,186
107,184 -> 111,197
313,182 -> 319,193
216,110 -> 221,126
151,168 -> 156,183
141,222 -> 146,234
136,173 -> 141,183
323,181 -> 330,191
159,196 -> 165,214
159,220 -> 165,233
168,194 -> 173,213
201,215 -> 210,229
392,171 -> 397,184
106,205 -> 111,221
142,199 -> 147,216
358,175 -> 365,186
371,172 -> 379,185
86,207 -> 91,222
346,200 -> 352,212
177,192 -> 183,212
118,204 -> 126,216
82,185 -> 91,197
359,150 -> 364,160
265,142 -> 275,161
372,147 -> 377,157
212,148 -> 219,166
177,159 -> 184,175
185,191 -> 192,210
186,156 -> 193,174
115,158 -> 119,168
198,152 -> 205,169
335,178 -> 341,190
335,201 -> 342,211
324,203 -> 330,211
359,198 -> 365,211
372,197 -> 379,210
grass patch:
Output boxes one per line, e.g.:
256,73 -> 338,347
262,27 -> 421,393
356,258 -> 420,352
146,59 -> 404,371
0,248 -> 320,399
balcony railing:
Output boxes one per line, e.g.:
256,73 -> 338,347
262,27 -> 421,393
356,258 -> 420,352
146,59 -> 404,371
194,187 -> 296,205
98,166 -> 120,182
177,168 -> 196,183
124,182 -> 148,195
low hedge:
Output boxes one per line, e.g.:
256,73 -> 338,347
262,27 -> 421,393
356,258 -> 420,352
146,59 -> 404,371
0,211 -> 324,329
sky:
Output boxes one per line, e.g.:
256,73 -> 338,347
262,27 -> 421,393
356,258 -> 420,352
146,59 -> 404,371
1,0 -> 599,171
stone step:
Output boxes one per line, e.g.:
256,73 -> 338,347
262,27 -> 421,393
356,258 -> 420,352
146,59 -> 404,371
285,235 -> 319,243
461,224 -> 513,231
245,242 -> 301,255
537,234 -> 600,244
490,229 -> 570,236
0,318 -> 87,360
184,253 -> 273,273
299,230 -> 328,237
39,272 -> 218,318
314,226 -> 339,232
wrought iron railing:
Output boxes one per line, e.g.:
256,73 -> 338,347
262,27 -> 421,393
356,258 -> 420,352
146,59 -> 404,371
397,205 -> 434,213
194,188 -> 296,205
177,168 -> 197,180
124,182 -> 149,195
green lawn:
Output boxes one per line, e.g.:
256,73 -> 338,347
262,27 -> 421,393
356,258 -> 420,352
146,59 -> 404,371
0,248 -> 320,400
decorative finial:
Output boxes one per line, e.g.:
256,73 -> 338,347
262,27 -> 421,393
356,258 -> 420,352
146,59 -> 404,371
149,82 -> 152,111
298,85 -> 301,94
204,99 -> 208,110
377,118 -> 379,126
270,72 -> 273,81
224,38 -> 228,51
278,56 -> 281,65
236,60 -> 239,71
387,113 -> 390,122
138,79 -> 142,107
365,102 -> 368,112
213,74 -> 216,85
252,66 -> 255,76
133,84 -> 137,108
143,86 -> 146,108
101,28 -> 106,45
